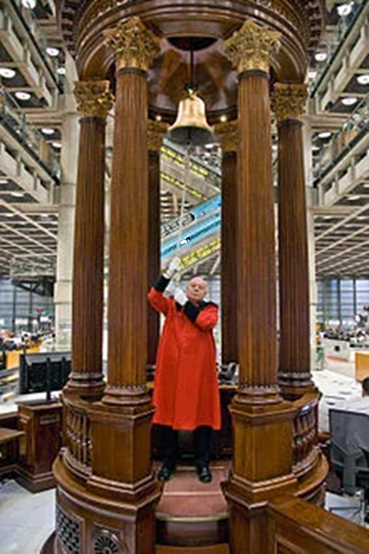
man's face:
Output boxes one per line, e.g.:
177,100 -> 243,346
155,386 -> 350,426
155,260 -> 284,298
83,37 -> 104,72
186,277 -> 208,304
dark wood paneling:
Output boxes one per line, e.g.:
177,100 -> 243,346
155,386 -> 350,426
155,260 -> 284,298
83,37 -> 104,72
17,401 -> 62,491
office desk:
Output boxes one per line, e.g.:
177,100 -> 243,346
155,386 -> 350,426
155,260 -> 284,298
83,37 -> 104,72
355,351 -> 369,381
313,370 -> 362,433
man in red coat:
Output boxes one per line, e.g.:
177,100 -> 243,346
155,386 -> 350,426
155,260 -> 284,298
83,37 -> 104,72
148,260 -> 221,483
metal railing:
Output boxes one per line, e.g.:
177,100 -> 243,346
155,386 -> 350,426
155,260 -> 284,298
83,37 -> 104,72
310,0 -> 367,95
0,87 -> 61,180
313,94 -> 369,182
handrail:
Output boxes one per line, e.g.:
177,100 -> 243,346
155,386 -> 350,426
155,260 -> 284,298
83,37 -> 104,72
313,95 -> 369,183
310,1 -> 367,97
269,494 -> 369,553
8,0 -> 62,90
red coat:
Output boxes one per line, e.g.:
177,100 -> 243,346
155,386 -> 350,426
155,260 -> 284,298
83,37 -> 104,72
148,287 -> 221,431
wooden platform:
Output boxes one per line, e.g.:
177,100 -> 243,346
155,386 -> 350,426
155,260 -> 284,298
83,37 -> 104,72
42,532 -> 230,554
155,461 -> 230,548
42,462 -> 231,552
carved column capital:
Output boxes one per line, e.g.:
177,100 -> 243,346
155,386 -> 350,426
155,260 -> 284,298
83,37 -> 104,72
272,83 -> 308,122
104,16 -> 160,72
225,19 -> 281,74
147,120 -> 169,151
73,80 -> 114,119
215,120 -> 239,152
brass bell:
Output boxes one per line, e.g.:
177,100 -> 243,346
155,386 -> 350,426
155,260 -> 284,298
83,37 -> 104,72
168,88 -> 214,146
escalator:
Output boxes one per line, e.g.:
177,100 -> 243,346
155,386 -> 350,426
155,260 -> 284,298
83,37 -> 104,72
161,194 -> 221,272
160,141 -> 222,272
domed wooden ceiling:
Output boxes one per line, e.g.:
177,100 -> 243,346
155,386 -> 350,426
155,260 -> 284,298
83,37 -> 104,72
60,1 -> 325,121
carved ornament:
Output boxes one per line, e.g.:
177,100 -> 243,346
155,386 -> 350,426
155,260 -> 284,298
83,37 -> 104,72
73,80 -> 114,119
272,83 -> 308,122
215,120 -> 239,153
225,19 -> 281,74
147,120 -> 169,151
103,17 -> 160,72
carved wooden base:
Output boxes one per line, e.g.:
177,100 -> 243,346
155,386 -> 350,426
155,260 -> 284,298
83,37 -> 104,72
53,456 -> 161,554
17,466 -> 56,492
296,452 -> 329,507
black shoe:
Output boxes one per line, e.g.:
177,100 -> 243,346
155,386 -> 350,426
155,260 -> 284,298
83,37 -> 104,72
196,464 -> 212,484
157,464 -> 175,482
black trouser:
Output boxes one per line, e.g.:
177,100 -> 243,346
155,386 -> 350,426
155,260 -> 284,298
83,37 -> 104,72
160,424 -> 212,468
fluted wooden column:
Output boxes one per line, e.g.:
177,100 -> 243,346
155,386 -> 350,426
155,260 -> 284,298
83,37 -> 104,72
225,20 -> 282,400
273,83 -> 313,393
216,121 -> 239,366
103,19 -> 160,404
223,21 -> 297,554
147,121 -> 168,368
66,80 -> 113,397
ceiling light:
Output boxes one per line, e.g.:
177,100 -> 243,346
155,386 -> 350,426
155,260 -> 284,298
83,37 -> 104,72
337,3 -> 353,17
318,131 -> 332,139
15,91 -> 31,101
51,142 -> 62,149
4,213 -> 15,217
341,96 -> 358,106
155,114 -> 162,122
219,115 -> 227,123
308,69 -> 317,79
357,74 -> 369,85
315,52 -> 328,62
41,127 -> 55,135
312,146 -> 320,151
0,179 -> 8,184
363,184 -> 369,189
0,67 -> 16,79
57,67 -> 66,75
348,195 -> 360,201
323,216 -> 333,220
11,192 -> 25,198
22,0 -> 36,8
46,47 -> 60,57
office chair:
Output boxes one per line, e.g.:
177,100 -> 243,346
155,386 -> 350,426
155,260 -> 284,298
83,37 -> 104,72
328,408 -> 369,523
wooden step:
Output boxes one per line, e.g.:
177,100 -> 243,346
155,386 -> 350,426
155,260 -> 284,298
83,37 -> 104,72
156,545 -> 230,553
155,461 -> 230,548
